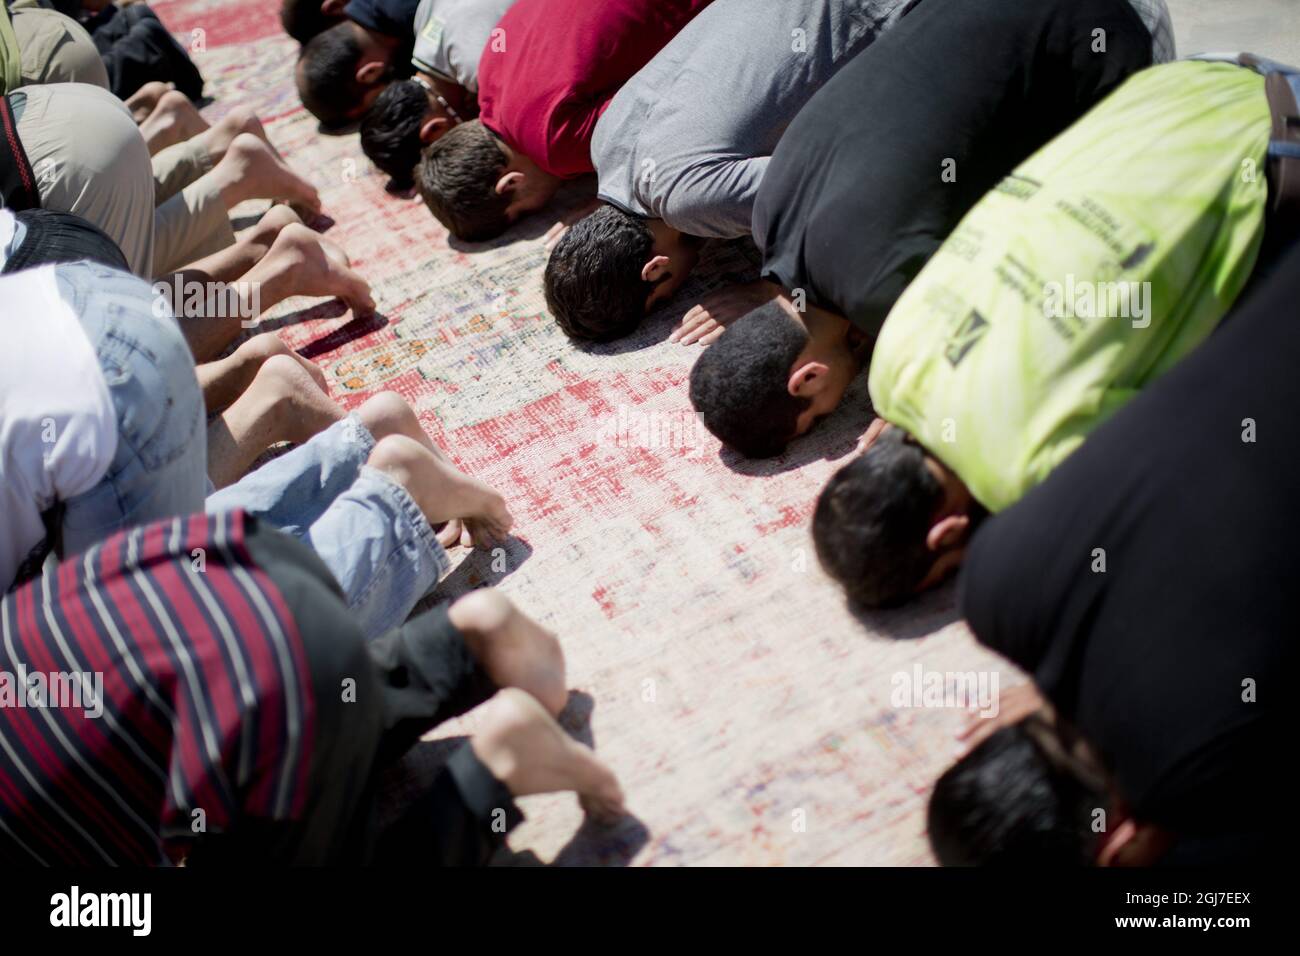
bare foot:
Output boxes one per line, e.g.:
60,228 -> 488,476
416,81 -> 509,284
238,204 -> 303,260
261,223 -> 373,316
366,435 -> 513,546
471,689 -> 626,822
246,353 -> 342,445
127,81 -> 173,123
216,133 -> 321,214
200,106 -> 275,165
196,330 -> 325,413
670,279 -> 784,345
450,590 -> 566,715
239,332 -> 328,392
543,198 -> 601,252
140,89 -> 210,154
206,353 -> 343,486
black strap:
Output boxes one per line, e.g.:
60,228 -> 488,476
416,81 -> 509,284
9,502 -> 63,591
0,93 -> 39,212
1237,54 -> 1300,230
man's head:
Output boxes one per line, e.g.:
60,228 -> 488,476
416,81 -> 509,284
296,22 -> 401,129
416,120 -> 559,241
813,426 -> 979,607
281,0 -> 348,45
928,716 -> 1171,866
361,78 -> 462,188
689,299 -> 860,457
544,205 -> 702,342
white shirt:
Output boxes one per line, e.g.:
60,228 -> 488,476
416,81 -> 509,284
0,264 -> 117,591
411,0 -> 516,92
0,207 -> 22,271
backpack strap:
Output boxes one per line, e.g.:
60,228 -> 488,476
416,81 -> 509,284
0,92 -> 39,212
1237,53 -> 1300,231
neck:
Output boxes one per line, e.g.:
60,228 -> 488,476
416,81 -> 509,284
418,71 -> 474,117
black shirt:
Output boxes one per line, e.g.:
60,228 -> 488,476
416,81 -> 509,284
958,245 -> 1299,837
752,0 -> 1153,336
345,0 -> 421,37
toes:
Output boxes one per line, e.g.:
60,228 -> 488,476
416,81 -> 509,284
337,268 -> 375,316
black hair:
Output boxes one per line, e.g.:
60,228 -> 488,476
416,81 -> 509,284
544,205 -> 655,342
280,0 -> 345,45
298,24 -> 369,129
416,120 -> 512,241
927,719 -> 1108,866
688,301 -> 812,457
812,428 -> 943,608
360,80 -> 430,188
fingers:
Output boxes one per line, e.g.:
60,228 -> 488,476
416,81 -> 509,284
670,305 -> 712,343
678,317 -> 720,346
437,518 -> 463,549
339,267 -> 376,318
544,221 -> 567,251
579,790 -> 628,823
955,682 -> 1046,756
856,417 -> 891,455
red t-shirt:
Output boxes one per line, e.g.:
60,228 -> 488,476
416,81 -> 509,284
476,0 -> 712,178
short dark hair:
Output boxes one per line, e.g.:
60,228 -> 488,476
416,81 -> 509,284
928,720 -> 1108,866
688,302 -> 812,457
544,205 -> 654,342
812,429 -> 942,608
298,24 -> 368,129
416,120 -> 511,241
281,0 -> 344,45
360,80 -> 429,188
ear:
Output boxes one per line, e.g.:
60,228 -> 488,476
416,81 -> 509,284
787,360 -> 830,397
1096,819 -> 1172,867
419,116 -> 449,144
494,170 -> 525,197
641,255 -> 671,284
321,0 -> 347,15
925,514 -> 970,553
356,59 -> 387,86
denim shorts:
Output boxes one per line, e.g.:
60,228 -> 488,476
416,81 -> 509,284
206,416 -> 451,639
57,262 -> 207,561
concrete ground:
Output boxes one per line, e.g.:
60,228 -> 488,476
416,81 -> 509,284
1167,0 -> 1300,62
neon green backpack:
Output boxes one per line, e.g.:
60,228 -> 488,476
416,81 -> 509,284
868,59 -> 1271,512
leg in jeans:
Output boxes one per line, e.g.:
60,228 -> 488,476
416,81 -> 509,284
205,400 -> 513,637
56,262 -> 208,561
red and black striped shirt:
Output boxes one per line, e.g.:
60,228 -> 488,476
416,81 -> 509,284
0,510 -> 316,865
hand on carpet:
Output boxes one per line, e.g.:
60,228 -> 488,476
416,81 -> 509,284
670,279 -> 782,345
956,682 -> 1047,755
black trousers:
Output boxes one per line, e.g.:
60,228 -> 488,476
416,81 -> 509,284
187,518 -> 522,866
1,209 -> 130,275
87,4 -> 205,102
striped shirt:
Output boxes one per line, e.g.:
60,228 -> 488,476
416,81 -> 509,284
0,510 -> 316,865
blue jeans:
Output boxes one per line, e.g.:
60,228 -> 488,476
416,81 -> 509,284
58,263 -> 208,561
206,416 -> 451,638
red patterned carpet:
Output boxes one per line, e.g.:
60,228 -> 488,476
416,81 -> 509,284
151,0 -> 1020,866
